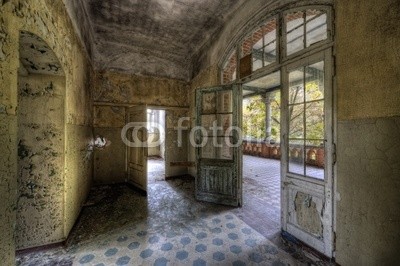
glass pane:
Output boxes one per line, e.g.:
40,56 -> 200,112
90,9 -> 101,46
262,18 -> 277,66
201,114 -> 217,136
217,90 -> 232,113
253,58 -> 263,71
289,68 -> 304,104
305,61 -> 324,101
289,139 -> 304,175
218,114 -> 232,136
305,101 -> 324,140
202,92 -> 216,114
201,137 -> 217,159
218,137 -> 233,160
289,105 -> 304,139
306,141 -> 325,179
251,28 -> 264,71
222,51 -> 237,84
306,10 -> 327,47
286,11 -> 304,55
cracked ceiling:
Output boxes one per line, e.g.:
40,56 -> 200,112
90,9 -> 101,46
66,0 -> 247,80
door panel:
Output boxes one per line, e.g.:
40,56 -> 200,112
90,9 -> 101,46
281,49 -> 333,257
127,105 -> 148,192
196,85 -> 242,207
165,109 -> 189,178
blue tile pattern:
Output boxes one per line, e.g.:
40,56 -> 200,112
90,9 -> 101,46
176,250 -> 189,260
104,248 -> 118,257
19,178 -> 300,266
115,256 -> 131,265
195,244 -> 207,253
140,249 -> 154,259
213,251 -> 226,261
212,238 -> 223,246
193,258 -> 207,266
69,210 -> 299,265
180,236 -> 191,246
161,242 -> 173,251
128,242 -> 140,250
79,254 -> 94,264
154,257 -> 168,266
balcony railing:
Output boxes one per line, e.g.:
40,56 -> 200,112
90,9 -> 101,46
242,140 -> 324,168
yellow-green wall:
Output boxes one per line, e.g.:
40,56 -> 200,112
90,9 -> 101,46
335,0 -> 400,264
0,0 -> 93,263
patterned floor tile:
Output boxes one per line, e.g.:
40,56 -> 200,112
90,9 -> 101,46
16,156 -> 306,266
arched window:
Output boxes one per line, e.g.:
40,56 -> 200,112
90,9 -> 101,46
220,5 -> 332,82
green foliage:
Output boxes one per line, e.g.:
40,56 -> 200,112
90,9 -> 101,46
243,96 -> 266,139
243,91 -> 281,141
243,81 -> 324,143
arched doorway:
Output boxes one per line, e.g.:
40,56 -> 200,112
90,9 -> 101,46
16,31 -> 66,250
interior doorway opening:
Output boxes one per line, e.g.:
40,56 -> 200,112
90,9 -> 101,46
146,109 -> 166,183
241,72 -> 282,242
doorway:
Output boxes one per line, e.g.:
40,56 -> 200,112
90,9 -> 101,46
126,106 -> 190,193
147,109 -> 166,183
241,71 -> 282,241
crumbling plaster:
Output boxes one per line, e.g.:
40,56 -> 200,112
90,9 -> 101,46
0,0 -> 93,263
16,74 -> 65,250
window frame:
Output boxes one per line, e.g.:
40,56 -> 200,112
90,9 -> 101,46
219,5 -> 333,84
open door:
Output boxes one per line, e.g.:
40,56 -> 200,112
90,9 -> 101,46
281,49 -> 334,257
165,108 -> 190,178
195,85 -> 242,207
126,105 -> 148,193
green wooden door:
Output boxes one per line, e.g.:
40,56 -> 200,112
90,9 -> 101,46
195,85 -> 242,207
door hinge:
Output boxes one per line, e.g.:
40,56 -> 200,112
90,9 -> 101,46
333,231 -> 337,251
333,143 -> 337,165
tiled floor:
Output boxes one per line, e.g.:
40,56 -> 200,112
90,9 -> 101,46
16,156 -> 308,266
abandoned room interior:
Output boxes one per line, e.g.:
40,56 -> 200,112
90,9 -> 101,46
0,0 -> 399,265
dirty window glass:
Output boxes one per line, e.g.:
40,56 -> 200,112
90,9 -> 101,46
285,9 -> 328,56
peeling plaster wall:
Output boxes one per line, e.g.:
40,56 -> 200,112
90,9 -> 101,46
93,71 -> 189,184
17,74 -> 65,250
0,0 -> 93,263
335,0 -> 400,264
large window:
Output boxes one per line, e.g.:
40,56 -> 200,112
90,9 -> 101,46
221,6 -> 331,83
219,5 -> 332,181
